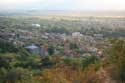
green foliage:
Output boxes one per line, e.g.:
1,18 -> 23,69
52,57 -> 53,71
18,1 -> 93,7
48,45 -> 55,55
41,56 -> 55,67
108,39 -> 125,82
69,42 -> 78,50
0,38 -> 18,53
0,68 -> 8,82
46,26 -> 68,34
24,56 -> 41,69
17,47 -> 31,60
82,56 -> 100,70
0,47 -> 41,82
63,57 -> 72,65
0,53 -> 17,69
63,57 -> 83,69
0,67 -> 32,83
6,68 -> 32,83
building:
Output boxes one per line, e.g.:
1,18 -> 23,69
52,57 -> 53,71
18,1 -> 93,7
18,30 -> 33,40
0,32 -> 15,40
64,39 -> 70,56
25,44 -> 46,56
94,34 -> 103,40
32,24 -> 41,27
72,32 -> 83,42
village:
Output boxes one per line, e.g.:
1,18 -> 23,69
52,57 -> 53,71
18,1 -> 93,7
0,16 -> 125,58
0,23 -> 108,58
0,16 -> 125,83
1,0 -> 125,82
1,16 -> 124,58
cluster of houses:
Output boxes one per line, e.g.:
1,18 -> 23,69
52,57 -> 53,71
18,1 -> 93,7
0,23 -> 106,57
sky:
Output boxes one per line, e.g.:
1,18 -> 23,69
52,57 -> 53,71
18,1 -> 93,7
0,0 -> 125,11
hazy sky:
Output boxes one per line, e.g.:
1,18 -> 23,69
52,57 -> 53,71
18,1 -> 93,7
0,0 -> 125,11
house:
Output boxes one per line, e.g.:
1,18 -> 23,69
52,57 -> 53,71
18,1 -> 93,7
94,34 -> 103,40
0,32 -> 15,40
72,32 -> 83,42
17,30 -> 32,40
64,39 -> 70,56
32,24 -> 41,27
25,44 -> 46,56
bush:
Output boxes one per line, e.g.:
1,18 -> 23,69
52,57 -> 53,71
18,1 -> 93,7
41,57 -> 54,67
6,68 -> 32,83
82,56 -> 100,70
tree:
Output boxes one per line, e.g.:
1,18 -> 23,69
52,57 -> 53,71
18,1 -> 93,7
0,53 -> 17,69
6,68 -> 32,83
41,57 -> 54,67
0,38 -> 18,53
69,42 -> 78,50
48,46 -> 54,55
0,68 -> 8,83
108,39 -> 125,82
0,67 -> 32,83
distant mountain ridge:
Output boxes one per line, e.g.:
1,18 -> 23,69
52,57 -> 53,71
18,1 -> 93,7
0,10 -> 125,16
